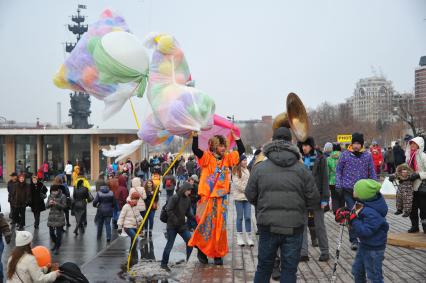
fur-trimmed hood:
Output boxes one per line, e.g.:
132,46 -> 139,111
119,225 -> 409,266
263,140 -> 301,168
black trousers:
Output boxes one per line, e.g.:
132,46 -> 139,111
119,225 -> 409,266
33,211 -> 41,227
13,207 -> 26,228
410,192 -> 426,229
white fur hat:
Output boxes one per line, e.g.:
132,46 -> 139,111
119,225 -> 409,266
15,231 -> 33,247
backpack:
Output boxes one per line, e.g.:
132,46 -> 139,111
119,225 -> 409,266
160,201 -> 169,223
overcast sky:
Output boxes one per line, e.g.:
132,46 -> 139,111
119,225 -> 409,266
0,0 -> 425,129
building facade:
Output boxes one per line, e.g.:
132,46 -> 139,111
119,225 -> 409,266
0,129 -> 140,181
351,76 -> 394,123
415,56 -> 426,129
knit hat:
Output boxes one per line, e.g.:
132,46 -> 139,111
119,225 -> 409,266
190,174 -> 199,182
180,181 -> 193,192
16,231 -> 33,247
352,133 -> 364,146
323,142 -> 333,153
239,154 -> 247,163
272,127 -> 292,141
300,137 -> 315,149
354,179 -> 381,200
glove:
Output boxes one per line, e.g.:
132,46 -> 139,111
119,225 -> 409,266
388,175 -> 396,182
335,207 -> 350,224
410,173 -> 420,181
117,229 -> 122,234
349,210 -> 358,222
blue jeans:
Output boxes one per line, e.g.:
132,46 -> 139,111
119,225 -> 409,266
97,216 -> 112,240
352,246 -> 385,283
343,189 -> 358,243
112,203 -> 120,222
235,200 -> 252,232
254,228 -> 303,283
124,228 -> 138,251
0,238 -> 4,281
142,210 -> 155,230
188,202 -> 197,230
161,228 -> 193,266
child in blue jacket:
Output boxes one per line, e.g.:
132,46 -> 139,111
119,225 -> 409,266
349,179 -> 389,283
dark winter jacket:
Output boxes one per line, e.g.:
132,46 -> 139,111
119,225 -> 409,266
384,149 -> 394,164
7,180 -> 17,203
116,176 -> 129,209
0,213 -> 12,244
144,189 -> 159,211
163,174 -> 176,192
351,194 -> 389,250
30,181 -> 47,212
166,187 -> 194,231
186,160 -> 196,176
245,140 -> 320,235
140,160 -> 150,172
393,144 -> 406,167
11,181 -> 30,208
303,151 -> 330,203
72,186 -> 91,210
335,148 -> 377,191
93,186 -> 116,217
47,190 -> 67,227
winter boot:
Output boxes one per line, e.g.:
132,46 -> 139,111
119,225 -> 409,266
309,227 -> 318,247
197,249 -> 208,264
214,257 -> 223,265
271,256 -> 281,280
245,232 -> 255,247
408,226 -> 419,233
236,232 -> 246,246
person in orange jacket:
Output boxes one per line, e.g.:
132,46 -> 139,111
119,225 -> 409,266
370,141 -> 383,175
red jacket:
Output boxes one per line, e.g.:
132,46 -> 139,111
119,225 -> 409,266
370,146 -> 383,166
116,175 -> 129,209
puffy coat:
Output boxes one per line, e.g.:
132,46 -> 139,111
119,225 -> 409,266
245,140 -> 320,234
335,147 -> 377,190
405,136 -> 426,191
116,176 -> 129,209
46,190 -> 67,227
127,178 -> 147,212
93,186 -> 116,217
7,253 -> 58,283
232,167 -> 250,201
166,186 -> 194,231
327,151 -> 340,186
351,194 -> 389,250
370,145 -> 383,166
393,144 -> 406,167
11,182 -> 30,208
117,203 -> 142,229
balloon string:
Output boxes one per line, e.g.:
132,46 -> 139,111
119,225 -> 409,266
129,98 -> 140,129
126,133 -> 194,272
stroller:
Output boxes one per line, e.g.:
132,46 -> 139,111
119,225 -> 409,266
54,262 -> 89,283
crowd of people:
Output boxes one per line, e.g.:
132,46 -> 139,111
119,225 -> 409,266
0,128 -> 425,282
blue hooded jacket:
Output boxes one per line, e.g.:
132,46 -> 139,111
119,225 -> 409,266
351,193 -> 389,250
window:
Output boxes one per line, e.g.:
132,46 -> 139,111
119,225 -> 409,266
43,135 -> 64,177
69,135 -> 91,175
15,136 -> 37,175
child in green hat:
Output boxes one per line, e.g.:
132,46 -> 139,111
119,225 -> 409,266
350,179 -> 389,283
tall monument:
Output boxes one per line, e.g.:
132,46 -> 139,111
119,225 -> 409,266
66,5 -> 93,129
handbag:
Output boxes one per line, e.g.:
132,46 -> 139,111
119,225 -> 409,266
87,191 -> 94,203
418,180 -> 426,194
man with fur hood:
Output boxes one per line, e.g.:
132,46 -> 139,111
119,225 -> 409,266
245,127 -> 320,283
405,136 -> 426,233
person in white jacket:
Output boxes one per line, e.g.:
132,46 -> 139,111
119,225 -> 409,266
7,231 -> 59,283
118,192 -> 143,253
232,155 -> 254,246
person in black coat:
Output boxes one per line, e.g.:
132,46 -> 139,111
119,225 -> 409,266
11,174 -> 30,230
7,173 -> 18,221
160,182 -> 195,271
393,141 -> 406,167
93,185 -> 116,242
30,176 -> 47,229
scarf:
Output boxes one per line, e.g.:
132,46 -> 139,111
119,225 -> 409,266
303,153 -> 317,170
408,149 -> 417,171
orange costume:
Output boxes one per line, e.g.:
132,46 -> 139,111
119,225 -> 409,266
188,150 -> 240,258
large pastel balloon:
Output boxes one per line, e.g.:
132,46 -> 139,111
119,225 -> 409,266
101,31 -> 149,74
32,246 -> 52,268
138,33 -> 215,145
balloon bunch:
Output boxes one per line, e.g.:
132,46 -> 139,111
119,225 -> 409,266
137,33 -> 216,145
53,9 -> 149,119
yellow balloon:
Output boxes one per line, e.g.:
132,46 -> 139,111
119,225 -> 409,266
158,35 -> 174,54
53,65 -> 72,89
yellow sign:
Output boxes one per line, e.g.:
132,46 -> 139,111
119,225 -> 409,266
337,134 -> 352,143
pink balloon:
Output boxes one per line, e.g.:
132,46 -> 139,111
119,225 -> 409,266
198,114 -> 241,151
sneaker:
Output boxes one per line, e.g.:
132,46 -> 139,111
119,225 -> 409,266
318,254 -> 330,262
236,232 -> 246,246
197,249 -> 208,264
271,268 -> 281,281
351,242 -> 359,251
214,257 -> 223,265
245,233 -> 255,247
402,212 -> 410,217
299,255 -> 309,262
394,210 -> 403,215
160,264 -> 171,272
408,226 -> 419,233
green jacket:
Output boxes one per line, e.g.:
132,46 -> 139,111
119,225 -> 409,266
327,151 -> 341,186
